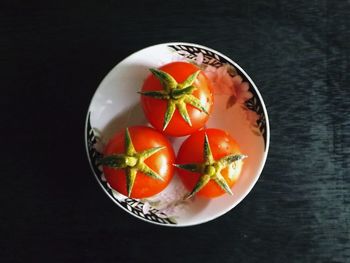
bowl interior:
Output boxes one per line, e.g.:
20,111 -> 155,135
85,42 -> 269,226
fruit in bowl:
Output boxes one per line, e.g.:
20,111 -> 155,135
86,42 -> 269,226
100,126 -> 175,199
140,61 -> 213,137
176,129 -> 246,198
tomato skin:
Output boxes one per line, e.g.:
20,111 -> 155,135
103,126 -> 175,198
141,62 -> 213,137
176,129 -> 244,198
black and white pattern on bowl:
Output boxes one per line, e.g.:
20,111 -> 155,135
85,112 -> 176,225
168,44 -> 267,149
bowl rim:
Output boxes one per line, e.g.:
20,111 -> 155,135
84,42 -> 270,227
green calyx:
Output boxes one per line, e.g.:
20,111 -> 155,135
139,68 -> 209,130
99,128 -> 165,197
175,134 -> 247,199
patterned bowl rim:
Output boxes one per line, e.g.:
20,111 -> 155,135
84,42 -> 270,227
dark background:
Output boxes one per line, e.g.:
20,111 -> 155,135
1,0 -> 349,262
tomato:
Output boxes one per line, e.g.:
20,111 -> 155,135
175,129 -> 246,198
140,62 -> 213,137
100,126 -> 175,198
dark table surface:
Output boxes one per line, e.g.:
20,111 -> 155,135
2,0 -> 349,262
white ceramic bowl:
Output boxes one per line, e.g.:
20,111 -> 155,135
85,42 -> 270,227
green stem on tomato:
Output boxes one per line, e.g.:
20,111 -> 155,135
99,128 -> 165,197
174,134 -> 247,199
139,69 -> 208,130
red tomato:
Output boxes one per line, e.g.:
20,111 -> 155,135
175,129 -> 245,198
140,62 -> 213,137
101,126 -> 175,198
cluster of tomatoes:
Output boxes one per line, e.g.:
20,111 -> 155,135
100,62 -> 246,199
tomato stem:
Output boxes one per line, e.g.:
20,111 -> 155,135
175,134 -> 247,199
139,69 -> 208,130
99,128 -> 165,197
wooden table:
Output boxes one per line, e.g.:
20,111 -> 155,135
2,0 -> 349,262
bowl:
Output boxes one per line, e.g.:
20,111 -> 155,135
85,42 -> 270,226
